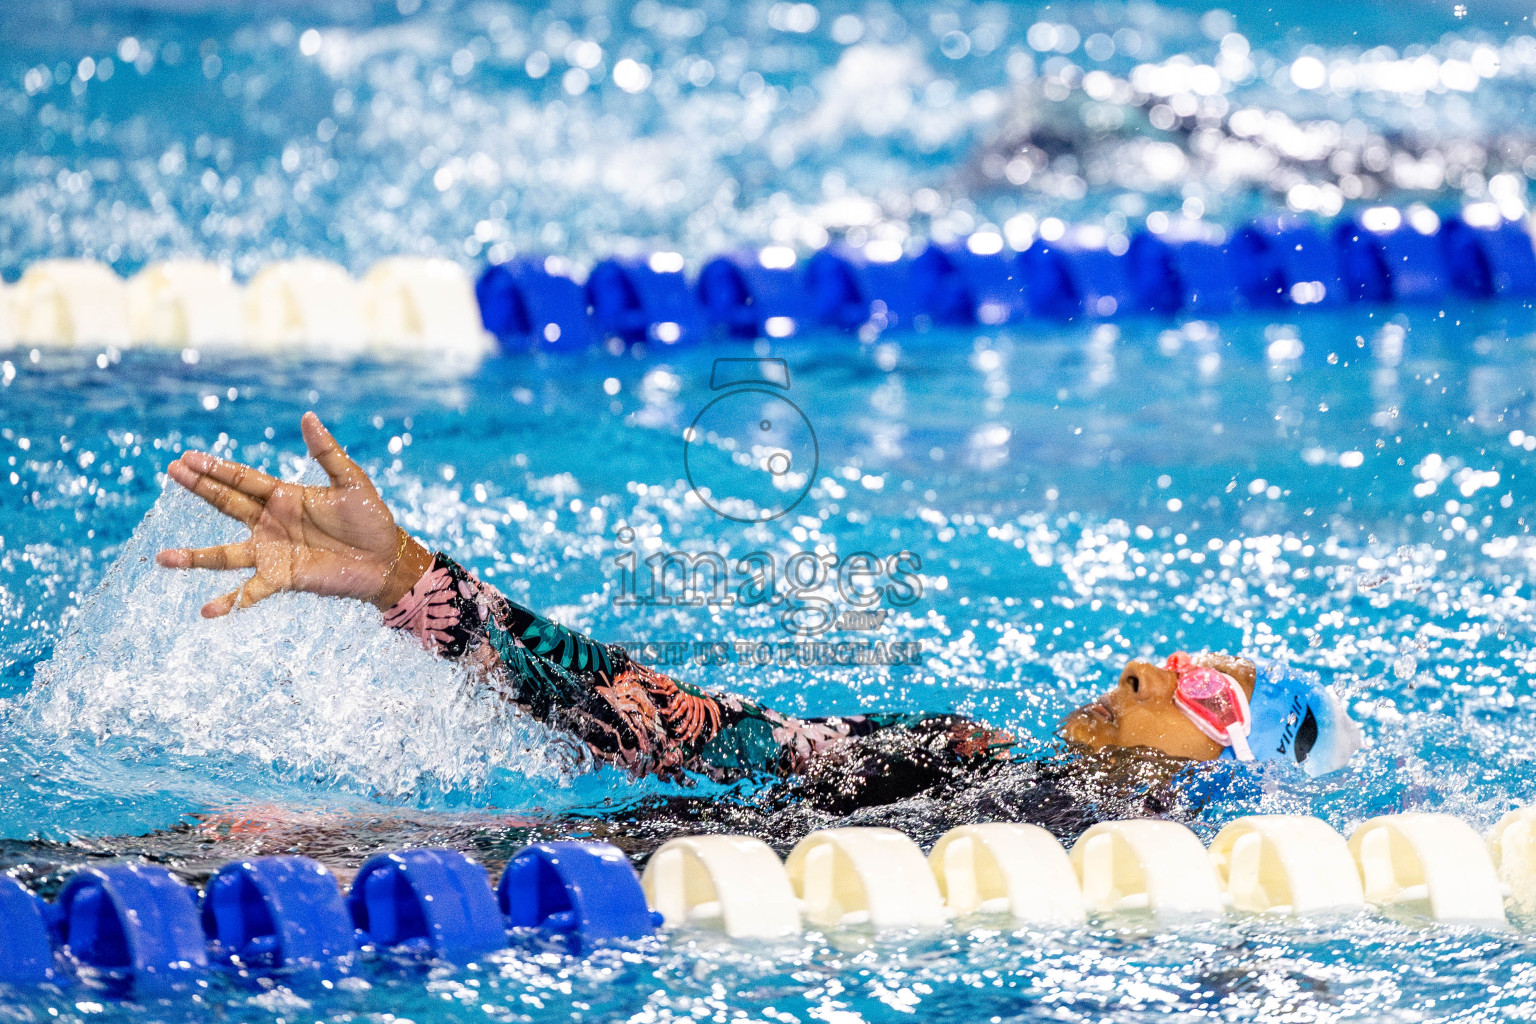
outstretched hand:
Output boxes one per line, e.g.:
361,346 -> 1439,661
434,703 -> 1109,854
156,412 -> 433,617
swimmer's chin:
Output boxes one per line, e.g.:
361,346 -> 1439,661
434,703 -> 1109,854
1057,707 -> 1115,750
1055,733 -> 1209,773
1056,711 -> 1213,765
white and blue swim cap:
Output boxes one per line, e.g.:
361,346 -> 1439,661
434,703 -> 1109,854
1223,660 -> 1361,776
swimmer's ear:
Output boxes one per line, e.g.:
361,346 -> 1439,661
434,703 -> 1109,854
300,411 -> 365,488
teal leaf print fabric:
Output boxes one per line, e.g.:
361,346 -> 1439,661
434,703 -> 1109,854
384,553 -> 1003,781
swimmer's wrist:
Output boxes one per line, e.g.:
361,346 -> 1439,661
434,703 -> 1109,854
370,533 -> 434,610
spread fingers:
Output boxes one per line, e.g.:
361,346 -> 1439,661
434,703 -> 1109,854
169,463 -> 266,524
156,542 -> 255,572
177,451 -> 279,501
202,575 -> 279,618
301,412 -> 364,488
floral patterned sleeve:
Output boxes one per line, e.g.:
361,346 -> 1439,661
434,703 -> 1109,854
383,553 -> 939,780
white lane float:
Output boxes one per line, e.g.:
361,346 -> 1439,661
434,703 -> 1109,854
928,823 -> 1086,925
1208,815 -> 1365,915
1487,806 -> 1536,915
127,260 -> 245,349
244,258 -> 367,353
1070,820 -> 1225,918
12,259 -> 132,348
1348,813 -> 1507,927
3,255 -> 491,358
361,257 -> 493,358
640,835 -> 800,939
784,827 -> 948,929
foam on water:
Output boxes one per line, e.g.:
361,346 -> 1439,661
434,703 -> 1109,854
14,467 -> 580,804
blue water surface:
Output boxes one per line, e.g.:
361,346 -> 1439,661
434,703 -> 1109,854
4,0 -> 1536,1021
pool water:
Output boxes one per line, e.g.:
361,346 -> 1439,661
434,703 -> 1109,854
5,0 -> 1536,1020
6,309 -> 1536,1019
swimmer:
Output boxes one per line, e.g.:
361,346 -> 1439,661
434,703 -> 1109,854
155,413 -> 1359,815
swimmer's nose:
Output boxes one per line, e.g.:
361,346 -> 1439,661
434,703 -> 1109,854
1119,660 -> 1179,704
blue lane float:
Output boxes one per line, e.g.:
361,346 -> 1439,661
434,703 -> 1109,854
1013,241 -> 1084,319
475,258 -> 597,353
348,848 -> 506,964
1056,241 -> 1136,319
696,249 -> 816,339
498,841 -> 659,955
466,207 -> 1533,347
0,843 -> 673,993
0,876 -> 57,985
587,254 -> 707,346
203,856 -> 355,969
1126,232 -> 1246,316
1441,215 -> 1536,298
1229,216 -> 1346,308
909,242 -> 1028,326
56,864 -> 208,995
1019,240 -> 1138,320
1335,213 -> 1452,304
803,245 -> 926,331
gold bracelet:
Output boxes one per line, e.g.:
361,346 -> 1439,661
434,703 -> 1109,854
374,526 -> 411,603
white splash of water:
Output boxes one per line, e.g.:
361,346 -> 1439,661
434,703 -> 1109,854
17,475 -> 579,802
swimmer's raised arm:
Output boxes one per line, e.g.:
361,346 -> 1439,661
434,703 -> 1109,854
158,412 -> 1010,784
155,411 -> 433,617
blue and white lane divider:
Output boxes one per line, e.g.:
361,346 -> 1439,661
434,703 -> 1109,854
4,206 -> 1531,355
10,808 -> 1536,993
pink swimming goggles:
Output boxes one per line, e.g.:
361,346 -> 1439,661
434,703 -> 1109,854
1167,651 -> 1254,761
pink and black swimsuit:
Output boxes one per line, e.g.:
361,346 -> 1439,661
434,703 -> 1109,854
383,553 -> 1009,784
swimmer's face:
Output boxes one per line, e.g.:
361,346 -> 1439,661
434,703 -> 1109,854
1058,653 -> 1257,760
